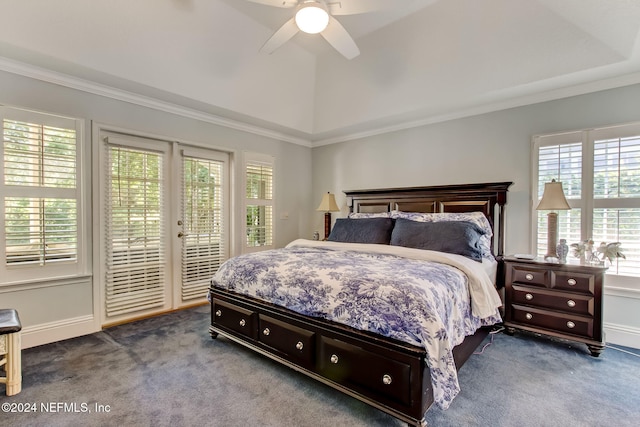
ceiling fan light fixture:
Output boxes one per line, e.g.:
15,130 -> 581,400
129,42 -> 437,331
295,3 -> 329,34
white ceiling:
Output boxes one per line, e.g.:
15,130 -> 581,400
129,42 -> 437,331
1,0 -> 640,146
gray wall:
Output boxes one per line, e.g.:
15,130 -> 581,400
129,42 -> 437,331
311,83 -> 640,348
2,66 -> 638,349
0,69 -> 313,347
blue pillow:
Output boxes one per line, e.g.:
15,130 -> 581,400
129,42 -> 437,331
328,218 -> 394,244
390,218 -> 486,261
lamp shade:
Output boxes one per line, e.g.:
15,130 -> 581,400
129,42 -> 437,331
317,192 -> 339,212
536,180 -> 571,210
295,2 -> 329,34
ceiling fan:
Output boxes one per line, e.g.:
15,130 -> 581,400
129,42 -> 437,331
247,0 -> 394,60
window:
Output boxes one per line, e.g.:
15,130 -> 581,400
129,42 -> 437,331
536,137 -> 582,257
1,106 -> 84,282
244,153 -> 274,252
533,123 -> 640,279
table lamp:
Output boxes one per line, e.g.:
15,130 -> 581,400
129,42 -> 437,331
536,179 -> 571,259
317,192 -> 339,240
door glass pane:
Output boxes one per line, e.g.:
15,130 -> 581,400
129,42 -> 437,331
105,145 -> 165,317
181,156 -> 226,302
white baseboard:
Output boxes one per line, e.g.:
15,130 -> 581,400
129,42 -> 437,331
604,322 -> 640,350
21,315 -> 100,349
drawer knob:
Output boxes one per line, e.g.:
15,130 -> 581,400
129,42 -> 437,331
382,374 -> 393,385
330,354 -> 339,364
262,327 -> 270,336
525,313 -> 533,320
296,341 -> 304,351
525,293 -> 534,301
525,273 -> 534,281
567,321 -> 576,329
239,319 -> 246,327
567,300 -> 576,308
567,278 -> 577,286
215,310 -> 222,317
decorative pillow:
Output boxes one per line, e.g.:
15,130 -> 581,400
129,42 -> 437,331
328,218 -> 394,244
390,211 -> 494,259
348,211 -> 391,219
390,218 -> 486,261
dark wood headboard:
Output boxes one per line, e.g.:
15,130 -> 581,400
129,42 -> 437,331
344,182 -> 513,257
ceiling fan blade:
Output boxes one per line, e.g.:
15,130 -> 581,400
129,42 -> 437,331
245,0 -> 297,8
321,16 -> 360,59
260,17 -> 300,54
328,0 -> 395,15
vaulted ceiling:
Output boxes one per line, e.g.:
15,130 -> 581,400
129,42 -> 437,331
1,0 -> 640,146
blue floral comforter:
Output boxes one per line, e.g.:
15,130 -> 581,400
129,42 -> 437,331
210,239 -> 502,409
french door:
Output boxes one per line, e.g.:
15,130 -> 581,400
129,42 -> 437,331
175,147 -> 229,304
98,131 -> 228,324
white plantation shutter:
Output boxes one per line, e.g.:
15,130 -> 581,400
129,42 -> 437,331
244,153 -> 274,252
534,123 -> 640,279
1,107 -> 83,282
535,136 -> 583,257
591,131 -> 640,276
593,135 -> 640,199
104,142 -> 166,317
4,197 -> 77,264
592,208 -> 640,276
180,150 -> 228,301
537,141 -> 582,199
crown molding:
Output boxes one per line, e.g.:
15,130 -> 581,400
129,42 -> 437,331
0,56 -> 312,148
311,71 -> 640,147
4,56 -> 640,151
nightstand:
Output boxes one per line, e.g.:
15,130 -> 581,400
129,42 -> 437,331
503,256 -> 607,356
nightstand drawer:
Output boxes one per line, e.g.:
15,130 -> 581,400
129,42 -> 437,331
511,285 -> 594,316
510,304 -> 594,339
552,271 -> 596,295
511,265 -> 549,287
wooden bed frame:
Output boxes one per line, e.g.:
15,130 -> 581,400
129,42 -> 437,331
209,182 -> 512,426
